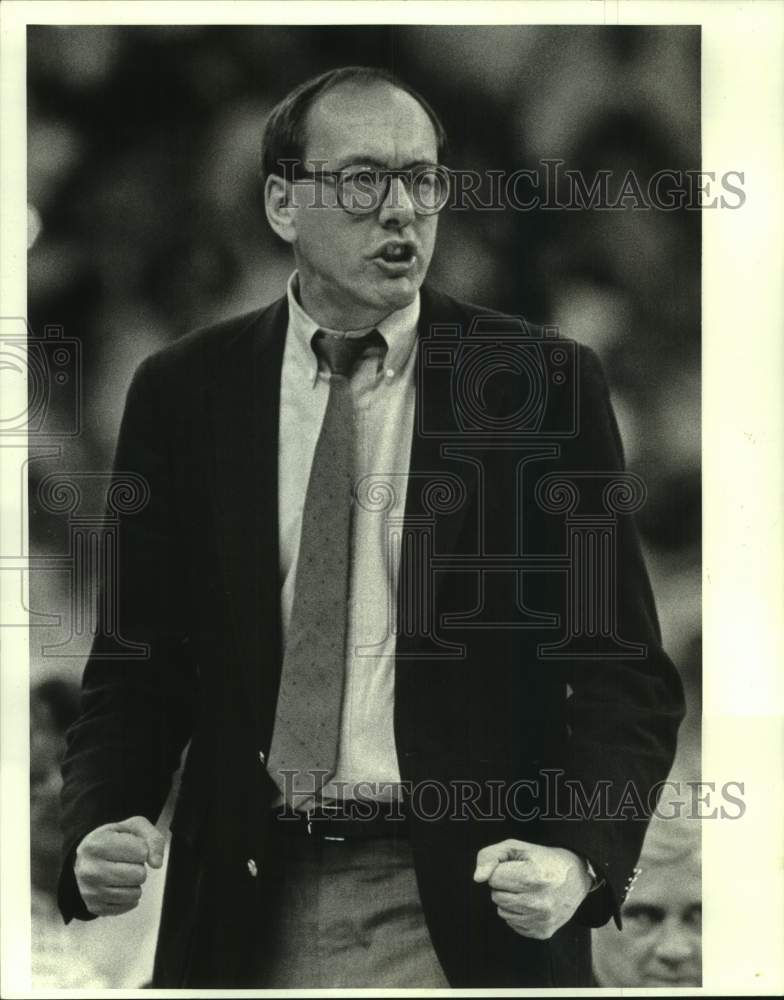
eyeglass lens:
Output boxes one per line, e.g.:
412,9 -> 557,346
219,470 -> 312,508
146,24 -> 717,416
339,168 -> 449,214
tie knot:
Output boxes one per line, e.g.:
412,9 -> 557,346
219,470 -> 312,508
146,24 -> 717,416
312,329 -> 386,378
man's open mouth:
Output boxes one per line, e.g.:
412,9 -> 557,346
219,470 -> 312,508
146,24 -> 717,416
375,243 -> 416,264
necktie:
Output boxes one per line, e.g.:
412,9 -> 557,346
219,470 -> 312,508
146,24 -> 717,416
267,329 -> 386,808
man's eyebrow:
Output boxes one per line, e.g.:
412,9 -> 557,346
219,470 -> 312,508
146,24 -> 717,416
333,156 -> 439,171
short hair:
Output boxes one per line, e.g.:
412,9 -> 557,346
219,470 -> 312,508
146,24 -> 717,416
261,66 -> 447,182
640,786 -> 701,868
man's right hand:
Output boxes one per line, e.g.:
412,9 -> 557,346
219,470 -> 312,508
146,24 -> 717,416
74,816 -> 165,916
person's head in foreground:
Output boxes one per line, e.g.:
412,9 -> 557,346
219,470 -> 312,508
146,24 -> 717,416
592,804 -> 701,987
262,65 -> 448,331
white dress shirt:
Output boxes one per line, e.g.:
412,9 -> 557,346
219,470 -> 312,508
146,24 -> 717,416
277,273 -> 419,800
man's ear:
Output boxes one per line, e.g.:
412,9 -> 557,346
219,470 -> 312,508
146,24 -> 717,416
265,174 -> 297,245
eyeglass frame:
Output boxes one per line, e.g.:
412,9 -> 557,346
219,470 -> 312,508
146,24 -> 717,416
283,163 -> 452,216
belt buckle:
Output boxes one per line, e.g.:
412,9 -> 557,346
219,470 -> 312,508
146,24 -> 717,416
304,800 -> 336,835
312,800 -> 346,842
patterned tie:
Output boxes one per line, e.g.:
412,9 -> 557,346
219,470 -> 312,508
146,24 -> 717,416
267,328 -> 386,807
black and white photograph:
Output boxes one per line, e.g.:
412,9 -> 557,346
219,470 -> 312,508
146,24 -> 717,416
1,1 -> 782,995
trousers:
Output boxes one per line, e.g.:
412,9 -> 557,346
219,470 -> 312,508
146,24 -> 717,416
254,831 -> 450,988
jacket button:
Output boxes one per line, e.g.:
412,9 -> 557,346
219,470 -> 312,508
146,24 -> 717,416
259,751 -> 266,764
247,858 -> 258,877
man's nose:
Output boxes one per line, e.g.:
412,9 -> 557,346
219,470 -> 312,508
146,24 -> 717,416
378,176 -> 416,228
652,918 -> 695,964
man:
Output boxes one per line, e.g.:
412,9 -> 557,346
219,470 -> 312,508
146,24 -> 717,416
59,66 -> 685,987
592,798 -> 701,987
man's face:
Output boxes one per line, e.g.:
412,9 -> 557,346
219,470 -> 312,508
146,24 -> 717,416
592,857 -> 701,987
284,81 -> 440,329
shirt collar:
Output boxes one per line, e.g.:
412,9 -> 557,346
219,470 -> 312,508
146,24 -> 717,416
286,271 -> 419,385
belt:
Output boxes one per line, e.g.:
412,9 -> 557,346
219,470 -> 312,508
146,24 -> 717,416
270,800 -> 410,841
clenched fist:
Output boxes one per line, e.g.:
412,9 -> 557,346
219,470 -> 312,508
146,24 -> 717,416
74,816 -> 165,917
473,839 -> 592,940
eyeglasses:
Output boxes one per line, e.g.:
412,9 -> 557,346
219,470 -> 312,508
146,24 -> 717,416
288,164 -> 451,216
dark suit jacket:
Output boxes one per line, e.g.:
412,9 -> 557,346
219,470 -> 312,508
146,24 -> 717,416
59,285 -> 684,987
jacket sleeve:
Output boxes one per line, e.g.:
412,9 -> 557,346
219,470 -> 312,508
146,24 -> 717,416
58,353 -> 196,922
537,343 -> 685,929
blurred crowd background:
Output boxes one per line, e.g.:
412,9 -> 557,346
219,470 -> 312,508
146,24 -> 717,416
25,25 -> 701,987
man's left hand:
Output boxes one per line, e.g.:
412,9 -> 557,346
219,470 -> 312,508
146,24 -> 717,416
473,839 -> 592,940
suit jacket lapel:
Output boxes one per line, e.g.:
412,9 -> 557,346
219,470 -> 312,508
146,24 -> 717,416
396,287 -> 479,658
207,296 -> 288,736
